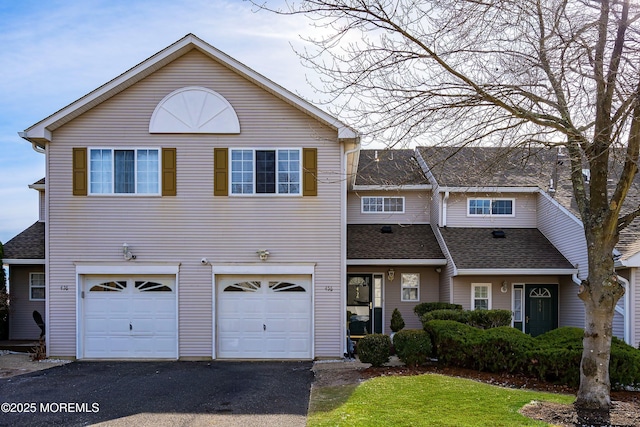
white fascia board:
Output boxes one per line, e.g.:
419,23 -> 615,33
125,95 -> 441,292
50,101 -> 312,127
211,263 -> 316,275
456,268 -> 578,276
351,184 -> 432,191
75,262 -> 180,275
617,251 -> 640,268
438,186 -> 540,193
2,259 -> 46,265
347,259 -> 447,266
21,34 -> 359,144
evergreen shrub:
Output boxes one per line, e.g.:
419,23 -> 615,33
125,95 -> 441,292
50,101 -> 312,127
357,334 -> 391,367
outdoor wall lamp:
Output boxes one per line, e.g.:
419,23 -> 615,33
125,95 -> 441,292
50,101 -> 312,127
122,243 -> 136,261
257,249 -> 270,261
501,281 -> 508,293
387,268 -> 395,281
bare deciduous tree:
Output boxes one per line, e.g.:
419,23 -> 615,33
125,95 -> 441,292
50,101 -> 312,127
257,0 -> 640,410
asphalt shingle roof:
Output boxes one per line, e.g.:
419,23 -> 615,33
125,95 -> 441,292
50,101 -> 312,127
355,149 -> 428,186
347,224 -> 445,260
2,221 -> 45,260
439,227 -> 574,270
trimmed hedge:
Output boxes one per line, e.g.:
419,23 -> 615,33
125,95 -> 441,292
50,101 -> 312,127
420,309 -> 512,329
393,329 -> 432,367
414,302 -> 463,318
357,334 -> 391,367
423,322 -> 640,390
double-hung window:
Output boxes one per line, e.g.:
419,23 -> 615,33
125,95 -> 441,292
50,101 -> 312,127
362,196 -> 405,213
472,283 -> 491,310
89,148 -> 160,195
467,198 -> 514,216
30,272 -> 46,301
401,273 -> 420,302
231,149 -> 301,195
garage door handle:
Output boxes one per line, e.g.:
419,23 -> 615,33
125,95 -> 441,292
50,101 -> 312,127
130,323 -> 133,331
263,324 -> 266,331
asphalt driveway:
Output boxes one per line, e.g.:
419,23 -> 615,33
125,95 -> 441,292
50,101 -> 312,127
0,360 -> 313,427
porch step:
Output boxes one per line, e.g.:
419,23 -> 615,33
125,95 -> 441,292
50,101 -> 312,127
0,341 -> 38,353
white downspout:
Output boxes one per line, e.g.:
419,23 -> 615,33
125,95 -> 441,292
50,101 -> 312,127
617,275 -> 631,344
441,190 -> 450,227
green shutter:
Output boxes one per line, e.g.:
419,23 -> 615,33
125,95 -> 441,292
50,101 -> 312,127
162,148 -> 177,196
214,147 -> 228,196
303,148 -> 317,196
72,147 -> 87,196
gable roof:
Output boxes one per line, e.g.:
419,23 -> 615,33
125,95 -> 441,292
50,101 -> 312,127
354,150 -> 429,187
417,146 -> 558,189
2,221 -> 45,261
19,33 -> 358,146
347,224 -> 445,263
439,227 -> 575,273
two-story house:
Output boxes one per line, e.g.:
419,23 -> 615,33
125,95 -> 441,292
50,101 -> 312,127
3,34 -> 639,360
6,34 -> 358,360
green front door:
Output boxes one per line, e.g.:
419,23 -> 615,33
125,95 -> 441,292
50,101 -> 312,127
525,284 -> 558,337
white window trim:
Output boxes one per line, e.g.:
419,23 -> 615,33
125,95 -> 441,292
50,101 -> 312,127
361,196 -> 405,214
471,283 -> 492,310
400,273 -> 420,302
29,272 -> 46,301
88,147 -> 162,196
229,147 -> 302,196
467,198 -> 515,217
512,283 -> 524,327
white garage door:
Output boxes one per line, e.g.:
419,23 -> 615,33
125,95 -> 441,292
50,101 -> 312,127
217,275 -> 312,359
82,276 -> 177,359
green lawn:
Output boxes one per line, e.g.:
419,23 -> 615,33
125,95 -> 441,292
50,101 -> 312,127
308,373 -> 574,427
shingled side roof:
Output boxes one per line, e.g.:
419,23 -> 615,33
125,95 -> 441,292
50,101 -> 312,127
3,221 -> 45,260
347,224 -> 445,260
355,149 -> 428,186
440,227 -> 574,270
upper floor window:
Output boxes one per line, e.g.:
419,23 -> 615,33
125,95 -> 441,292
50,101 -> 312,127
362,196 -> 405,213
230,149 -> 300,195
30,272 -> 46,301
467,198 -> 514,216
89,148 -> 160,195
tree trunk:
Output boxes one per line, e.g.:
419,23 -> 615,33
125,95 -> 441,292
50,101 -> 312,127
575,229 -> 624,410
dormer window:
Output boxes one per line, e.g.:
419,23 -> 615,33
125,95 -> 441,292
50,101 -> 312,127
467,198 -> 514,217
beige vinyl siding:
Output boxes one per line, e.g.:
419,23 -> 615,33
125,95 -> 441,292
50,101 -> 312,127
8,265 -> 45,340
537,192 -> 587,278
346,266 -> 439,332
46,50 -> 343,358
445,193 -> 537,228
347,191 -> 430,224
452,275 -> 562,311
613,307 -> 625,340
558,276 -> 584,328
38,191 -> 46,221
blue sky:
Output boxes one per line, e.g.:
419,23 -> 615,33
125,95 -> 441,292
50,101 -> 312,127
0,0 -> 335,244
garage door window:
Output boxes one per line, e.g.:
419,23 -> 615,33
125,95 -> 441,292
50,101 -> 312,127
135,281 -> 172,292
224,281 -> 261,292
90,281 -> 127,292
269,281 -> 306,292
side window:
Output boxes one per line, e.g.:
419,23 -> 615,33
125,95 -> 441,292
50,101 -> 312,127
472,283 -> 491,310
30,273 -> 46,301
401,273 -> 420,302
